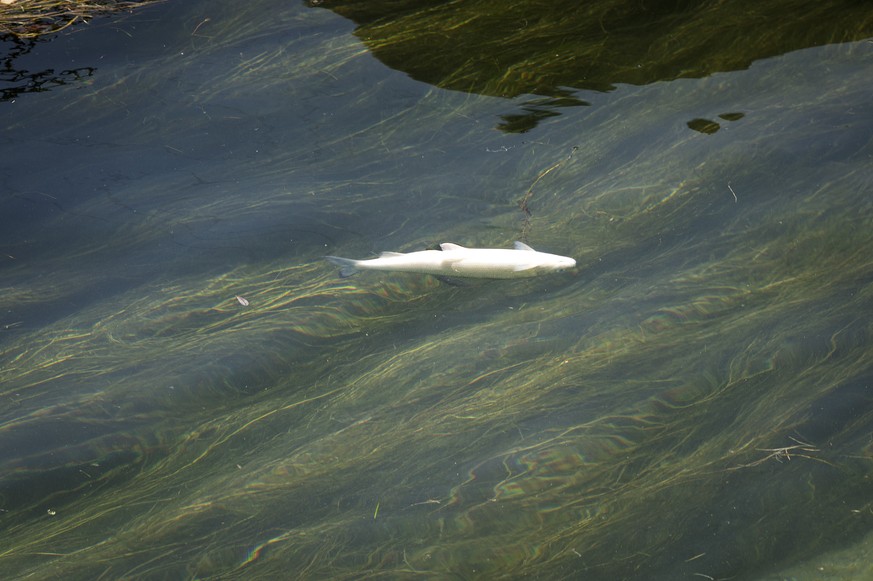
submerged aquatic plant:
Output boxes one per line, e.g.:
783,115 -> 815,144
1,0 -> 872,579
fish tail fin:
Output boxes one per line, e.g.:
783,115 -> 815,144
325,256 -> 359,278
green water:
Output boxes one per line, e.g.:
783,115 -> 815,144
1,0 -> 872,579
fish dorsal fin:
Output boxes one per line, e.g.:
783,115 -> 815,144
379,251 -> 405,258
514,241 -> 535,251
440,243 -> 466,251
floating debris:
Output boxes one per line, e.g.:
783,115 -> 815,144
0,0 -> 165,39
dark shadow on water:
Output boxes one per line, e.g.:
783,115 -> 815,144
308,0 -> 873,131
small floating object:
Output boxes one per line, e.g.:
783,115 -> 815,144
235,295 -> 249,306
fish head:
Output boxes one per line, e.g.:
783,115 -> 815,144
537,253 -> 577,273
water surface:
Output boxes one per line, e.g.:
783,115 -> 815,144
1,1 -> 872,579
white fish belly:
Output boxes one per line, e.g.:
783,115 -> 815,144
369,250 -> 539,278
446,256 -> 535,278
343,246 -> 572,279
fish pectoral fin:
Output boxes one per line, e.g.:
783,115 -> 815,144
439,243 -> 466,251
378,251 -> 406,258
512,262 -> 539,272
514,241 -> 535,251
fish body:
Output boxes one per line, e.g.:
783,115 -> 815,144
326,241 -> 576,279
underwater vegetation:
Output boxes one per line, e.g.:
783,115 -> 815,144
0,0 -> 871,579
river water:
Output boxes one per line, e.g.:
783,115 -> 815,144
1,1 -> 872,579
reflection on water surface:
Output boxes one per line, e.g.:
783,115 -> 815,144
310,0 -> 873,132
1,0 -> 872,579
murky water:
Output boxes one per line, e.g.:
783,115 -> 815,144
1,1 -> 872,579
